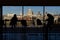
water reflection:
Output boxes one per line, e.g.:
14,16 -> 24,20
3,33 -> 60,40
3,33 -> 43,40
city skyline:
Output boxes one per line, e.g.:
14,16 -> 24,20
3,6 -> 60,15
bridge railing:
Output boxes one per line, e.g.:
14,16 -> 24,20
3,20 -> 34,28
3,19 -> 44,28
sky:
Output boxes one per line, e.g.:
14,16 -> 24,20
24,6 -> 43,15
2,6 -> 22,15
45,6 -> 60,15
2,6 -> 60,15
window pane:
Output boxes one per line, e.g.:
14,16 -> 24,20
2,6 -> 45,40
24,6 -> 43,27
45,6 -> 60,40
2,6 -> 22,28
45,6 -> 60,25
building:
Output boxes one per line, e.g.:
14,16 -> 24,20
7,13 -> 14,17
17,13 -> 23,20
54,15 -> 59,24
3,13 -> 14,20
25,9 -> 34,20
36,11 -> 42,20
27,9 -> 33,17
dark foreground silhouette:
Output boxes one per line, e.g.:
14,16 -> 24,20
21,20 -> 27,27
10,14 -> 18,28
46,14 -> 54,30
36,19 -> 42,25
2,13 -> 60,33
